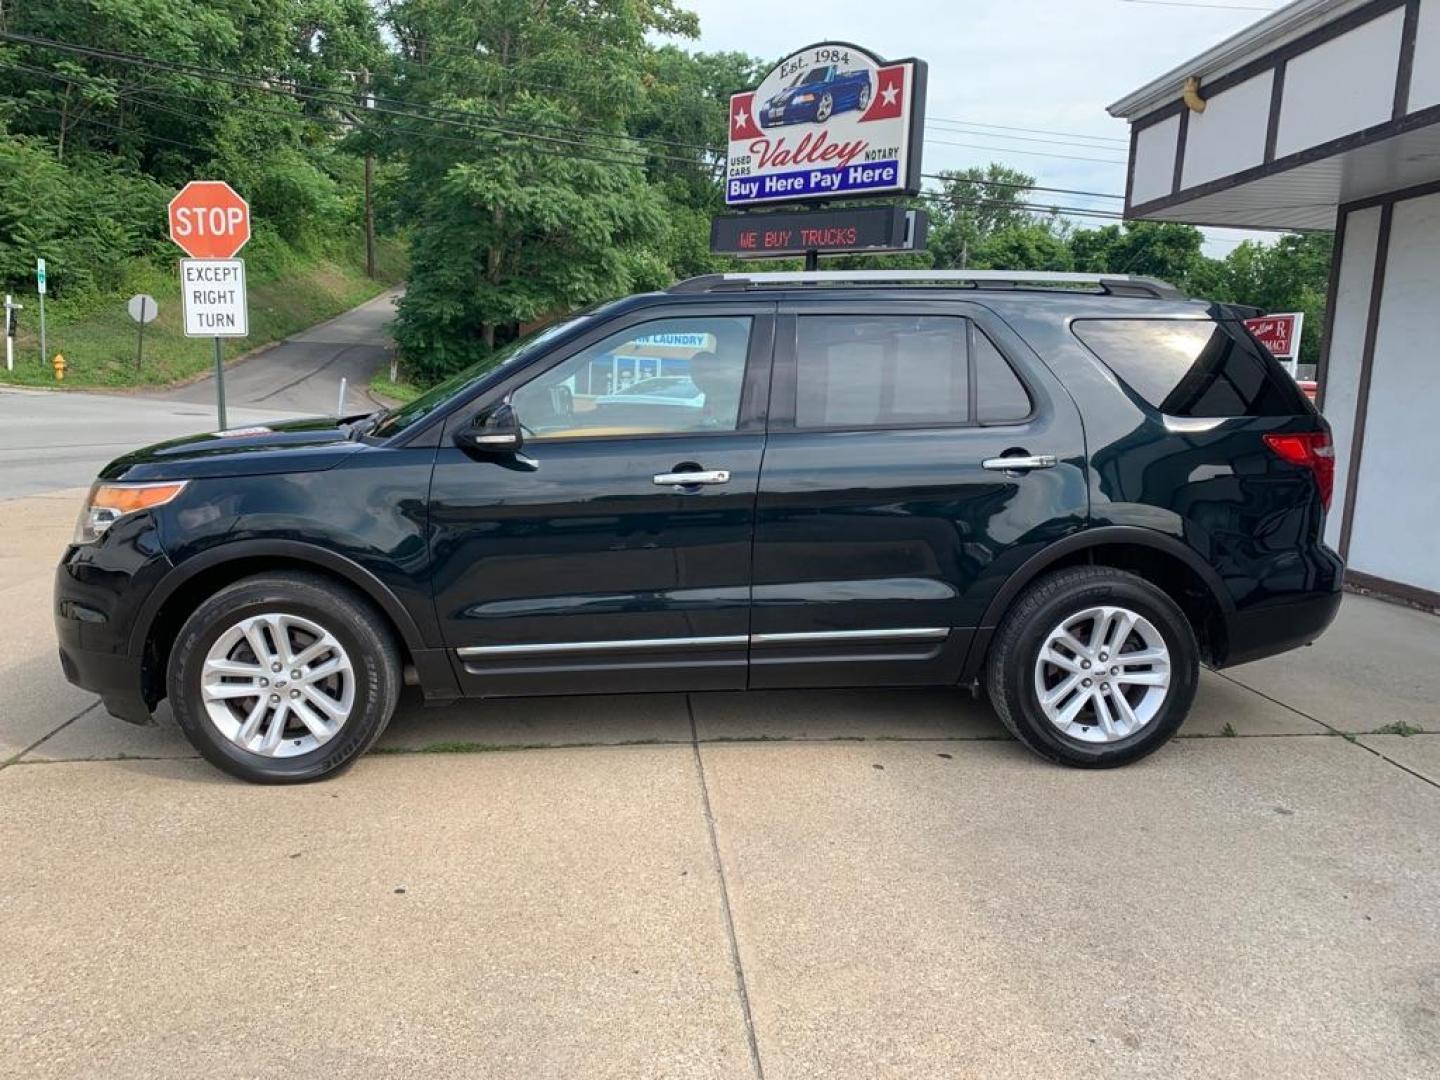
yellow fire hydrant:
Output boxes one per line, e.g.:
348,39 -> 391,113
52,354 -> 65,381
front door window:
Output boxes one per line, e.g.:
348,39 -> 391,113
511,316 -> 754,439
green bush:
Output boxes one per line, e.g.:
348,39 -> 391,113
0,136 -> 168,297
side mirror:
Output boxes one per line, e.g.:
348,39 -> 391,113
455,401 -> 523,454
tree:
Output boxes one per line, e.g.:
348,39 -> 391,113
381,0 -> 699,378
631,47 -> 764,279
1199,233 -> 1333,364
973,222 -> 1074,272
927,164 -> 1047,269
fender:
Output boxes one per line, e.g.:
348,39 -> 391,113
129,538 -> 434,658
977,525 -> 1235,631
959,526 -> 1235,684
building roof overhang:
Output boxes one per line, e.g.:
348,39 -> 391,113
1109,0 -> 1370,119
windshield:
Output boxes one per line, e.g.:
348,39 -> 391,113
372,315 -> 592,438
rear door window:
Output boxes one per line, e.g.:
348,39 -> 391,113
1072,318 -> 1306,417
793,316 -> 1031,430
974,329 -> 1032,423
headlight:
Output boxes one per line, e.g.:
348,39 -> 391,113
793,94 -> 814,104
73,481 -> 188,545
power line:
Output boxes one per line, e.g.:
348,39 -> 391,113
0,32 -> 723,166
912,190 -> 1126,221
920,172 -> 1124,200
1117,0 -> 1279,11
0,36 -> 1139,196
924,123 -> 1133,153
0,61 -> 726,177
0,97 -> 219,155
2,33 -> 1141,183
925,137 -> 1128,165
926,117 -> 1128,145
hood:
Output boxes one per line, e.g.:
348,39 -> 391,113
768,86 -> 805,106
99,415 -> 366,482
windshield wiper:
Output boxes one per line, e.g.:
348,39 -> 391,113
344,408 -> 389,440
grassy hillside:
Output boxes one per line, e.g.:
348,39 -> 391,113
2,237 -> 405,390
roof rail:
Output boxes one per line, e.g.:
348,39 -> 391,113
668,269 -> 1184,299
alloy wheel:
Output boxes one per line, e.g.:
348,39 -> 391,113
1032,605 -> 1171,744
200,612 -> 356,758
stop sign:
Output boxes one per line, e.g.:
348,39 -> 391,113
168,181 -> 250,259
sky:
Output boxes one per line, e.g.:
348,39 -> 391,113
671,0 -> 1294,255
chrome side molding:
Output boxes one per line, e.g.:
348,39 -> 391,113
457,627 -> 950,658
750,627 -> 950,645
456,635 -> 747,658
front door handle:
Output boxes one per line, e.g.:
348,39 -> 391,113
982,454 -> 1057,472
654,469 -> 731,487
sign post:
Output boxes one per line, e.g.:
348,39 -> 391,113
168,181 -> 250,428
35,258 -> 46,368
1243,312 -> 1305,376
3,294 -> 21,373
127,294 -> 158,372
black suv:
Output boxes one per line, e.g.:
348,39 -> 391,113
56,270 -> 1343,783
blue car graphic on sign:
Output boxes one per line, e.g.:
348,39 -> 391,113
760,65 -> 873,128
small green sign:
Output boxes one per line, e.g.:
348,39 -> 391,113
36,258 -> 46,295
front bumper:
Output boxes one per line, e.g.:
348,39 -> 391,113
56,638 -> 154,724
54,514 -> 173,725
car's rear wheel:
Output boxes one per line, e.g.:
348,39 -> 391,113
857,84 -> 872,111
985,566 -> 1198,767
168,572 -> 401,783
816,93 -> 834,122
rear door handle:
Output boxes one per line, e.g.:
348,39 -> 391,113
982,454 -> 1057,472
653,469 -> 731,487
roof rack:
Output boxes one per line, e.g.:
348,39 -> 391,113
668,269 -> 1184,300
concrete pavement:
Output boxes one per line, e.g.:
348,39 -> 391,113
3,488 -> 1439,1078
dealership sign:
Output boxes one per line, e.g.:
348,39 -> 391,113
1244,312 -> 1304,362
711,206 -> 927,257
726,42 -> 926,207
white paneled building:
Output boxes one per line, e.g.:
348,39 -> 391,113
1111,0 -> 1440,608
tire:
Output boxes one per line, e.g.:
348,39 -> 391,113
816,93 -> 834,122
857,84 -> 872,111
168,571 -> 402,783
985,566 -> 1198,768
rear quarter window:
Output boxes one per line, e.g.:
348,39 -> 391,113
1071,318 -> 1307,417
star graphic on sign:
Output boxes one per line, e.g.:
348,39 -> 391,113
732,101 -> 751,135
880,82 -> 900,108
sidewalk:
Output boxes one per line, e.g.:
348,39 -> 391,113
4,492 -> 1438,1079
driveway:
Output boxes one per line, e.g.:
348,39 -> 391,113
3,489 -> 1438,1078
157,288 -> 401,416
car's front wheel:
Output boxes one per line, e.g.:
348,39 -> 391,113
816,93 -> 834,122
168,571 -> 401,783
985,567 -> 1198,767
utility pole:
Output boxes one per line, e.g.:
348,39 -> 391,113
362,68 -> 376,279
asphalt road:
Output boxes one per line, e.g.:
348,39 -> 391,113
0,289 -> 399,499
158,288 -> 400,416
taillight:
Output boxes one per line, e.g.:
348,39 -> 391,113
1264,431 -> 1334,510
